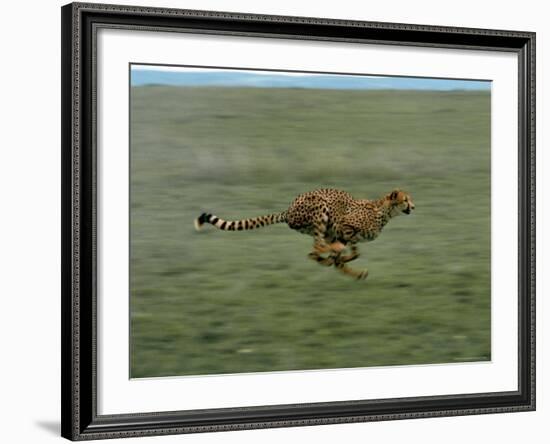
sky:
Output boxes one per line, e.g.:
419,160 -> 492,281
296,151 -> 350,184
130,65 -> 491,91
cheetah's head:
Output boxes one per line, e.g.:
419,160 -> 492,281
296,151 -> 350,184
386,189 -> 415,216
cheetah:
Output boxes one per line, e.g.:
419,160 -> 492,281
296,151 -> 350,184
194,188 -> 415,280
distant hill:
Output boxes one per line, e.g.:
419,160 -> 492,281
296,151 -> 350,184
131,68 -> 491,91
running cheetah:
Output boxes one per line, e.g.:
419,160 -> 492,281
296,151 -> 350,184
194,188 -> 415,280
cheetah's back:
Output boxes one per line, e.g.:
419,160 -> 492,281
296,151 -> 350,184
286,188 -> 353,235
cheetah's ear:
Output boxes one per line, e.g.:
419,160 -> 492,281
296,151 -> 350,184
389,190 -> 400,200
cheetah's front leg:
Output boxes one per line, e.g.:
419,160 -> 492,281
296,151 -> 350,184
333,245 -> 367,280
335,261 -> 369,280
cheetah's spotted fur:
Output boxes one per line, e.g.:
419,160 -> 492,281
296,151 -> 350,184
195,188 -> 415,279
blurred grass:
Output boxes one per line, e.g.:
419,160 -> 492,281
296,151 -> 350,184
130,86 -> 491,378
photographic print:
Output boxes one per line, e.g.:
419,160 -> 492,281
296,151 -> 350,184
62,4 -> 535,439
129,65 -> 491,378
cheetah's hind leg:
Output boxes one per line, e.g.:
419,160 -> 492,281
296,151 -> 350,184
339,244 -> 360,263
308,251 -> 335,266
307,206 -> 339,267
308,239 -> 346,267
308,241 -> 346,267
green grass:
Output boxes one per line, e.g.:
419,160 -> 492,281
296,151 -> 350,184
129,86 -> 491,378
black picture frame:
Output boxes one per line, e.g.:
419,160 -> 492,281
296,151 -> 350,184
61,2 -> 536,440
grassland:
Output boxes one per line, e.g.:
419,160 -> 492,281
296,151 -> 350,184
130,86 -> 491,378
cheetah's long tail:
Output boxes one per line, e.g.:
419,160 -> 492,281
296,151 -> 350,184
194,211 -> 288,232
